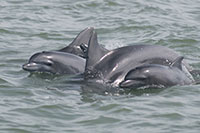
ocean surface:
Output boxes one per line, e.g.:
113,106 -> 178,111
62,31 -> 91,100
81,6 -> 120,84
0,0 -> 200,132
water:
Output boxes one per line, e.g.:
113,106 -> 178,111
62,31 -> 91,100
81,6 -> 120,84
0,0 -> 200,132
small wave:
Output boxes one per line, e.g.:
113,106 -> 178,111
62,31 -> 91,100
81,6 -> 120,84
0,77 -> 14,87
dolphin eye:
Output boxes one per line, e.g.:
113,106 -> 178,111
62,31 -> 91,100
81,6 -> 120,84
43,62 -> 53,66
80,43 -> 88,53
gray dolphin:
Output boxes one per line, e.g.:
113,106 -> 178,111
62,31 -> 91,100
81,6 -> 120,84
23,51 -> 85,74
23,27 -> 108,74
84,31 -> 194,87
120,56 -> 194,88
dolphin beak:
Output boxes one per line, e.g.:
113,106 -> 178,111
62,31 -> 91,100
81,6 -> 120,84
120,80 -> 144,88
22,62 -> 42,72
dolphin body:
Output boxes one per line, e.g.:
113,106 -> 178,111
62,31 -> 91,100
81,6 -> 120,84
84,30 -> 194,88
23,27 -> 109,74
120,56 -> 194,88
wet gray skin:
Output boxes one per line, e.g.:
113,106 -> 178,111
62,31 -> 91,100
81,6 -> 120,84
84,31 -> 194,87
120,56 -> 194,88
58,27 -> 95,57
58,27 -> 108,58
23,51 -> 85,74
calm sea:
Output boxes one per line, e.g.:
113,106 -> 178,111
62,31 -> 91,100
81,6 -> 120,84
0,0 -> 200,132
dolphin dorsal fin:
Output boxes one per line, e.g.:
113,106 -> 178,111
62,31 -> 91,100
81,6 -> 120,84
85,31 -> 107,70
59,27 -> 94,54
170,56 -> 184,70
68,27 -> 94,47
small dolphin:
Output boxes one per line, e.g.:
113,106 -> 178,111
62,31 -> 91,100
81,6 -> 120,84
120,56 -> 194,88
23,27 -> 108,74
84,30 -> 194,87
23,51 -> 85,74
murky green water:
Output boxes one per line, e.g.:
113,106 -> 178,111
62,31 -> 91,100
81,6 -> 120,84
0,0 -> 200,132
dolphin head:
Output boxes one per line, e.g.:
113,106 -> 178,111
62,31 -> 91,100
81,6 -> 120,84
23,51 -> 85,74
120,56 -> 193,88
23,51 -> 58,74
120,65 -> 172,88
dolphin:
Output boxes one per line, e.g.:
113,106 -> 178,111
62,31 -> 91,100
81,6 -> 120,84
120,56 -> 194,88
23,27 -> 109,74
84,30 -> 194,87
23,51 -> 85,74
